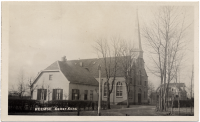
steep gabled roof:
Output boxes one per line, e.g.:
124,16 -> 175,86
33,60 -> 98,86
44,61 -> 59,70
156,83 -> 186,92
58,61 -> 98,86
67,56 -> 129,78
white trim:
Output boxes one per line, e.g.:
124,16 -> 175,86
32,70 -> 60,86
43,70 -> 60,72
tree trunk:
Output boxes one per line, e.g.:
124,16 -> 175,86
163,93 -> 166,111
126,85 -> 129,108
30,90 -> 33,100
171,97 -> 173,115
107,83 -> 110,109
107,95 -> 110,109
160,88 -> 163,111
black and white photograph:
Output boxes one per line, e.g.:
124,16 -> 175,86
2,1 -> 199,121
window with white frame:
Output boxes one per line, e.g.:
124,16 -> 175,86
116,82 -> 122,97
72,89 -> 79,100
49,74 -> 53,80
104,82 -> 107,97
37,89 -> 47,100
52,89 -> 63,100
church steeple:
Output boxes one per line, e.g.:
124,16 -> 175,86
134,8 -> 143,59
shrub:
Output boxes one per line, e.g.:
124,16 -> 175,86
170,100 -> 194,108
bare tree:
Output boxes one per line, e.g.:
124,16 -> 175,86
8,85 -> 19,97
148,81 -> 155,103
27,77 -> 38,99
118,39 -> 136,108
17,70 -> 27,98
46,84 -> 52,102
143,6 -> 191,111
64,92 -> 70,100
94,37 -> 120,109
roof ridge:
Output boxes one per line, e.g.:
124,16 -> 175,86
67,56 -> 131,62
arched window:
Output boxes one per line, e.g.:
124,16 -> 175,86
104,82 -> 107,97
139,71 -> 142,85
116,82 -> 122,97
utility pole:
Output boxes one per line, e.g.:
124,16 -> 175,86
98,64 -> 101,116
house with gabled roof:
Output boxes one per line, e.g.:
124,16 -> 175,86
32,58 -> 99,101
151,83 -> 188,104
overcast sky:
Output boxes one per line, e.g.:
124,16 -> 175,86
7,2 -> 195,91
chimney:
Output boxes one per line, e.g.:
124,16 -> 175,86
80,62 -> 83,67
61,56 -> 67,62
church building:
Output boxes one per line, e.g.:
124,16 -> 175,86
31,9 -> 148,104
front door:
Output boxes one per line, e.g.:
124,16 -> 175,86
138,93 -> 141,104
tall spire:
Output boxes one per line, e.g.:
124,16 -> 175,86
134,7 -> 143,58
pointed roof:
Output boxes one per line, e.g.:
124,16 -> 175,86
58,61 -> 98,86
67,56 -> 128,78
33,61 -> 99,86
156,83 -> 186,92
133,8 -> 143,58
44,61 -> 59,70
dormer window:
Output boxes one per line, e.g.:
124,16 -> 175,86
49,74 -> 53,80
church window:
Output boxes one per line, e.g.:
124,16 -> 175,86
116,82 -> 122,97
104,82 -> 107,97
139,71 -> 142,85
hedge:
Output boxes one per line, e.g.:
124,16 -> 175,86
8,99 -> 107,112
169,99 -> 194,108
